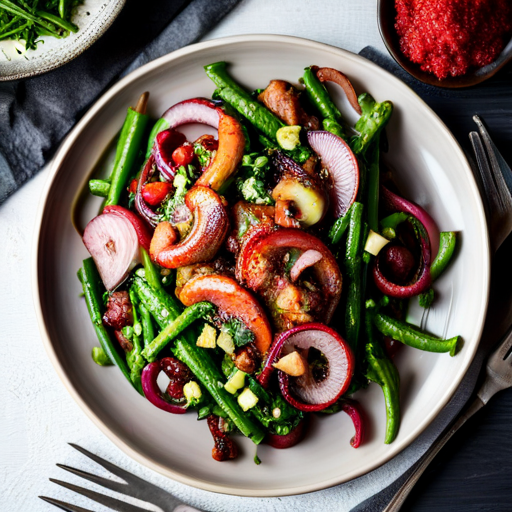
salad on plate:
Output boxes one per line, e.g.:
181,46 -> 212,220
77,61 -> 460,462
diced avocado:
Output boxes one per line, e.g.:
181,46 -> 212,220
238,387 -> 259,411
196,324 -> 217,348
217,330 -> 235,354
276,125 -> 301,150
224,369 -> 246,394
183,381 -> 202,407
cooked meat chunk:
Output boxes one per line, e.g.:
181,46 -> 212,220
207,414 -> 238,461
160,356 -> 193,400
103,291 -> 133,330
113,330 -> 133,353
233,343 -> 261,374
258,80 -> 319,129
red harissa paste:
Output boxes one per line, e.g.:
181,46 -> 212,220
395,0 -> 512,80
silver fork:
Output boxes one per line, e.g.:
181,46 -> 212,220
383,115 -> 512,512
39,443 -> 203,512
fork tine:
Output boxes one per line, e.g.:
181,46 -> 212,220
469,131 -> 501,214
50,478 -> 149,512
68,444 -> 148,487
57,463 -> 132,497
473,115 -> 512,210
39,496 -> 94,512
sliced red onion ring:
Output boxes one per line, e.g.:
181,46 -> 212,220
153,129 -> 187,181
141,362 -> 187,414
341,399 -> 364,448
258,323 -> 354,412
159,98 -> 220,132
102,205 -> 152,252
135,156 -> 161,227
83,213 -> 140,291
373,215 -> 432,298
381,184 -> 440,261
290,249 -> 323,282
308,130 -> 359,218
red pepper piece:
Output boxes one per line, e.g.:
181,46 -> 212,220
141,181 -> 173,206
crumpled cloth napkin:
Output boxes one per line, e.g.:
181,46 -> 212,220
0,0 -> 241,204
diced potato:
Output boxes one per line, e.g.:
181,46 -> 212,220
217,330 -> 235,355
273,351 -> 307,377
196,324 -> 217,348
237,387 -> 259,411
364,229 -> 390,256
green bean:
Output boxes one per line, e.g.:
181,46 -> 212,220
431,232 -> 457,281
126,290 -> 145,393
373,312 -> 462,356
139,303 -> 155,348
105,93 -> 150,207
366,136 -> 380,232
78,258 -> 141,393
88,179 -> 110,198
344,202 -> 364,352
140,247 -> 165,293
215,86 -> 284,143
302,66 -> 345,139
142,302 -> 215,362
350,94 -> 393,156
365,306 -> 400,444
131,274 -> 183,329
146,117 -> 170,158
173,337 -> 266,444
328,205 -> 352,244
419,232 -> 457,308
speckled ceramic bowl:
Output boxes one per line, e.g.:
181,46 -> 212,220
0,0 -> 125,81
33,35 -> 490,496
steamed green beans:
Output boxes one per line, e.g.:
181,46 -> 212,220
78,258 -> 141,393
374,312 -> 462,356
105,93 -> 150,207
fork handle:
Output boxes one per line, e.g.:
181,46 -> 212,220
382,396 -> 485,512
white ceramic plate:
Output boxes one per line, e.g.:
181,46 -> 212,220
0,0 -> 125,81
33,35 -> 490,497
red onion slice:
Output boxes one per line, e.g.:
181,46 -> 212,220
160,98 -> 220,131
308,130 -> 359,218
381,184 -> 440,261
341,399 -> 364,448
141,362 -> 187,414
258,323 -> 354,412
290,249 -> 323,282
153,129 -> 187,181
83,213 -> 140,291
102,205 -> 152,252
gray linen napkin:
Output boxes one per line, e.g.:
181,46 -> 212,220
0,0 -> 241,204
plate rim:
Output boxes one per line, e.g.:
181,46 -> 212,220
0,0 -> 126,82
32,34 -> 491,497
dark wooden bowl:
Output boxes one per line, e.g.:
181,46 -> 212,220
377,0 -> 512,88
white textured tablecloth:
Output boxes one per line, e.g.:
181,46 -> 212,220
0,1 -> 481,511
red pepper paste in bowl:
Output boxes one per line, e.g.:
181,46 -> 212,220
395,0 -> 512,80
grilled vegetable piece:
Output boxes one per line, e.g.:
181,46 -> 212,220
179,274 -> 273,356
151,186 -> 230,269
